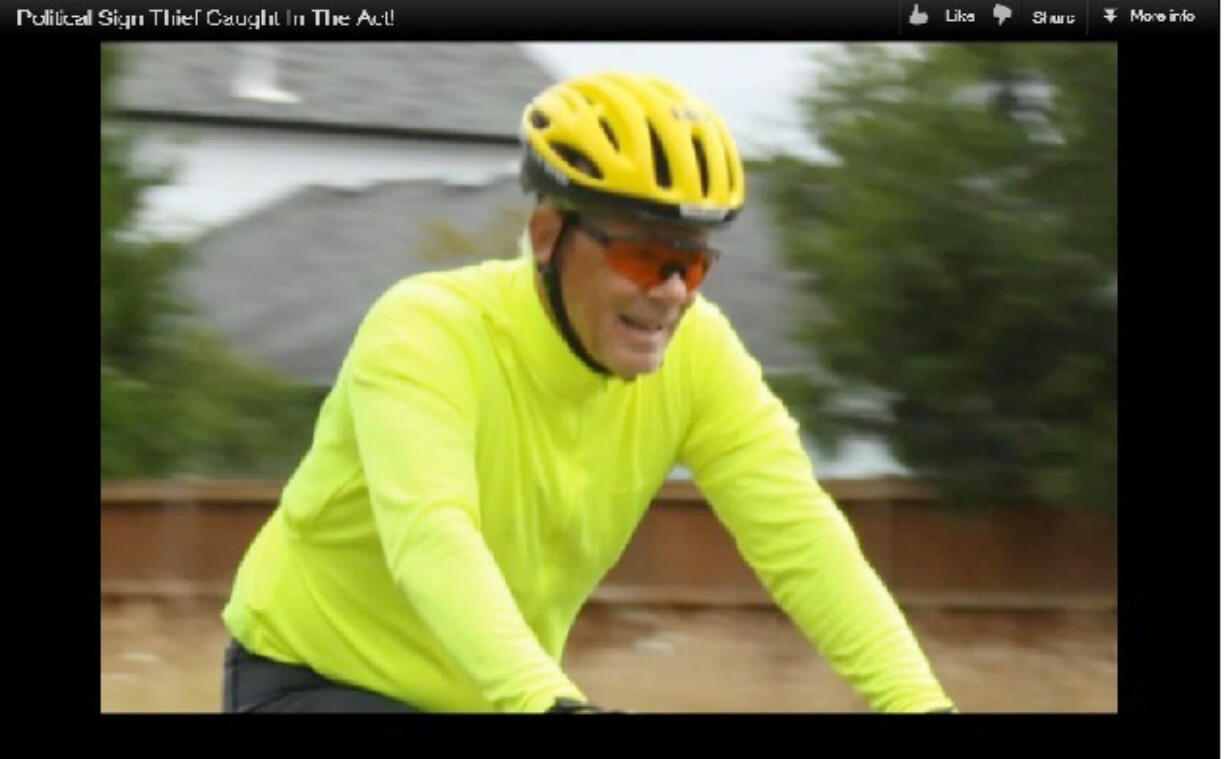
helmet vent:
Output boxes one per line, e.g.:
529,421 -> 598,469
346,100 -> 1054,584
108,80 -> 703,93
692,137 -> 709,197
549,142 -> 603,180
647,123 -> 672,189
725,149 -> 737,194
599,119 -> 619,151
529,109 -> 550,129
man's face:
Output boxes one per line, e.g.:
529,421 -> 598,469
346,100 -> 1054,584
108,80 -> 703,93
531,207 -> 711,380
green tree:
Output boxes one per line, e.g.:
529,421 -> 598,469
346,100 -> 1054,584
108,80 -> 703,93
763,44 -> 1116,512
101,46 -> 319,479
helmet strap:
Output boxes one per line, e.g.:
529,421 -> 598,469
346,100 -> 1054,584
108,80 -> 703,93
538,213 -> 611,377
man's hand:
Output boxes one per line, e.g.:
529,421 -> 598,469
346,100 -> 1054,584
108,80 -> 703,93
546,697 -> 623,714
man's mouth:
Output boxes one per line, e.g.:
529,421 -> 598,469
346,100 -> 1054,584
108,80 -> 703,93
619,314 -> 667,333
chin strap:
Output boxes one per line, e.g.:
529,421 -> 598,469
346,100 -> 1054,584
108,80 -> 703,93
538,213 -> 611,377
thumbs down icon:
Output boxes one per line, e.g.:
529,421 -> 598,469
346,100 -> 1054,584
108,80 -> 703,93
909,4 -> 928,24
993,3 -> 1013,24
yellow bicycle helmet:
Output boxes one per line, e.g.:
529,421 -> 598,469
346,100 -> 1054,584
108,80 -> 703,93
519,71 -> 745,226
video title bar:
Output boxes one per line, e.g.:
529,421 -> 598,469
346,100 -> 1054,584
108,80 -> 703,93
1,0 -> 1218,38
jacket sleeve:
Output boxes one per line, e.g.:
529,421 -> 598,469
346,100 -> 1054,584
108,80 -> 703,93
677,300 -> 954,713
345,288 -> 587,713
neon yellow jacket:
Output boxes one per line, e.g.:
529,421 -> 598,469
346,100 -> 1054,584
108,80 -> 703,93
222,237 -> 954,713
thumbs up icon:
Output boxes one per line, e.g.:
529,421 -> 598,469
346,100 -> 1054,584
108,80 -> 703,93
909,4 -> 929,24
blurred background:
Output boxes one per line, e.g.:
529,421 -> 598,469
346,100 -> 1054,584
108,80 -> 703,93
100,42 -> 1117,712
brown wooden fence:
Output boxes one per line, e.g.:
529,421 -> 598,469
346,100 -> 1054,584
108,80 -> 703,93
100,478 -> 1116,610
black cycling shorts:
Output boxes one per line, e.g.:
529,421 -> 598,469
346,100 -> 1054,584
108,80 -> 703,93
222,638 -> 420,713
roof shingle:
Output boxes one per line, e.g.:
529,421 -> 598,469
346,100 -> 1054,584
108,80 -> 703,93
179,172 -> 818,385
110,42 -> 556,140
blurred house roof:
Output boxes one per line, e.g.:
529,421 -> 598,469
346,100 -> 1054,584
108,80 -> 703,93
180,170 -> 819,386
108,43 -> 555,142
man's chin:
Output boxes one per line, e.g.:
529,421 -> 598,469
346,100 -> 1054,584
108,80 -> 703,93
606,350 -> 665,380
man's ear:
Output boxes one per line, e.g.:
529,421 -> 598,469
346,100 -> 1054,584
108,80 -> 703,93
528,204 -> 563,267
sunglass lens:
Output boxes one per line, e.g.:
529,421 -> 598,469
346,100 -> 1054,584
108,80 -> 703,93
606,241 -> 713,290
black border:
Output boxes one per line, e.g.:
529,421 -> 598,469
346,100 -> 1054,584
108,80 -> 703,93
23,0 -> 1211,742
1115,36 -> 1219,724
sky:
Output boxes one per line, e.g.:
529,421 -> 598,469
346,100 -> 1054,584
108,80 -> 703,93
520,43 -> 834,163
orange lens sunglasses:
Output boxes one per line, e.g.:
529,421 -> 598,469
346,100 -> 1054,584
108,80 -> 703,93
573,217 -> 720,292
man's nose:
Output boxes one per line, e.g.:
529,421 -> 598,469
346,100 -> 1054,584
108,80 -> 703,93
650,266 -> 691,301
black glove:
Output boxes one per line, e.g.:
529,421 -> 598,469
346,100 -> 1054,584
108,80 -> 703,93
546,697 -> 622,714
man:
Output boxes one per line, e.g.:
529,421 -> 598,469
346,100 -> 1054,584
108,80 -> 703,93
220,71 -> 957,714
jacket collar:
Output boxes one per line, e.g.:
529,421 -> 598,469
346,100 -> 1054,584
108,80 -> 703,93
509,232 -> 618,403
